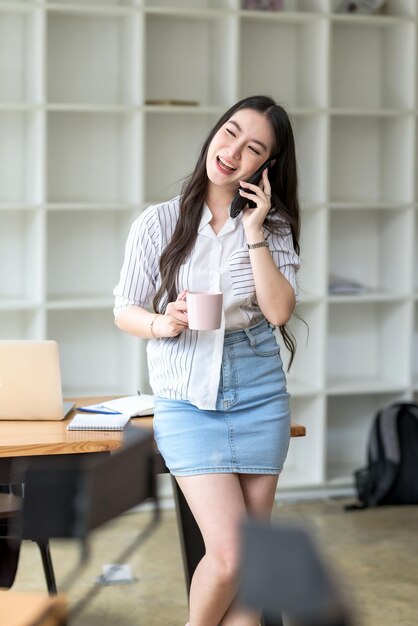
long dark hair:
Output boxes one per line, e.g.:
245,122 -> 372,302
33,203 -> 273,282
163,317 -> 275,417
153,95 -> 301,368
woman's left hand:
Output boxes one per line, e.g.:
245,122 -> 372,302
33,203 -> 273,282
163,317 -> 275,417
239,167 -> 272,235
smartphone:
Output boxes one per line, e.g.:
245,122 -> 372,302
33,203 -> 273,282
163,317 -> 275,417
230,156 -> 276,219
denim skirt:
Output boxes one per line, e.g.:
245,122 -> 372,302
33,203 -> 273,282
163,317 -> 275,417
153,319 -> 291,476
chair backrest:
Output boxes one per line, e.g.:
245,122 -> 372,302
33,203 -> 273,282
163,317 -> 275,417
238,519 -> 353,626
0,493 -> 22,519
12,426 -> 158,543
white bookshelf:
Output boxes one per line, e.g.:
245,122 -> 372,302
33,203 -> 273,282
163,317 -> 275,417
1,0 -> 417,495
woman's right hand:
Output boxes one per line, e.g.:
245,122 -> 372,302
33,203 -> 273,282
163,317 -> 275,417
153,290 -> 188,338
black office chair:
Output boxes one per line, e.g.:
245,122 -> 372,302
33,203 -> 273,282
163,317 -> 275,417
238,519 -> 354,626
2,426 -> 160,604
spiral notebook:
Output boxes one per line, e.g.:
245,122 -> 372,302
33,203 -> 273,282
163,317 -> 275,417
67,413 -> 131,431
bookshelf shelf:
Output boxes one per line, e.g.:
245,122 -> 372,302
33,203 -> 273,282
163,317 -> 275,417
239,16 -> 327,109
46,210 -> 133,300
2,0 -> 417,495
0,209 -> 43,302
329,115 -> 414,203
326,301 -> 411,389
0,111 -> 43,203
144,111 -> 218,201
47,308 -> 135,395
0,6 -> 40,105
328,208 -> 413,296
0,310 -> 43,339
325,392 -> 403,484
145,12 -> 236,108
47,9 -> 139,106
47,111 -> 140,203
330,20 -> 415,111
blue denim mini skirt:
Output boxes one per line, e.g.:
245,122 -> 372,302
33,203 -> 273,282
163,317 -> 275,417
153,319 -> 291,476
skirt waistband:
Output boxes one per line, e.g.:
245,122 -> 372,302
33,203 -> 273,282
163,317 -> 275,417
224,318 -> 271,345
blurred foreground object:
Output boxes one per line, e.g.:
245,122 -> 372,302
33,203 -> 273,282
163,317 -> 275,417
239,519 -> 354,626
0,591 -> 67,626
6,425 -> 159,612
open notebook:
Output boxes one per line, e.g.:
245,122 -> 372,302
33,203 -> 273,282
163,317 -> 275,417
67,394 -> 154,431
77,394 -> 154,417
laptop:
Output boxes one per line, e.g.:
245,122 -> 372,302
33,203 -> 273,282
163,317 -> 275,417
0,340 -> 75,420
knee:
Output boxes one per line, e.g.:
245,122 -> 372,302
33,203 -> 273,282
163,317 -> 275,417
206,545 -> 240,586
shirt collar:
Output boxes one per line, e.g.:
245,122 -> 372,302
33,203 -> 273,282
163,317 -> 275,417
198,203 -> 240,238
198,203 -> 213,233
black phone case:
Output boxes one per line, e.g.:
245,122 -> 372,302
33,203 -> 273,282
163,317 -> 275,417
230,158 -> 274,219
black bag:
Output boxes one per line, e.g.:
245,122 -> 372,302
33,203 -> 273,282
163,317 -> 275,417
346,402 -> 418,510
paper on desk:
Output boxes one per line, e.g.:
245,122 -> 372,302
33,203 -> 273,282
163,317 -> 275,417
77,394 -> 154,417
97,564 -> 136,585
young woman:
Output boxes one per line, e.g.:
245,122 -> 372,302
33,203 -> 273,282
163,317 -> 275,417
114,95 -> 301,626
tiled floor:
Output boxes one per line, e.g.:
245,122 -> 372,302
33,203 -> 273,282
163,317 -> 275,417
10,498 -> 418,626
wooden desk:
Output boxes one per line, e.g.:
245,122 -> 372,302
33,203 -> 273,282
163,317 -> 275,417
0,403 -> 145,459
0,398 -> 305,459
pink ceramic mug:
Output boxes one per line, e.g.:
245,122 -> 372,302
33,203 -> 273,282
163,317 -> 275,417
186,291 -> 223,331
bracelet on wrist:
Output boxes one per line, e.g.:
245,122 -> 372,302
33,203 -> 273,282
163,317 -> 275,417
247,240 -> 269,250
150,313 -> 161,339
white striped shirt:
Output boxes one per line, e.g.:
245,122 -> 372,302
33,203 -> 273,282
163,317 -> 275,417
113,196 -> 300,410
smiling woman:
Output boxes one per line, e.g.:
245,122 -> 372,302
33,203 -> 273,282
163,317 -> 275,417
113,95 -> 301,626
207,110 -> 274,183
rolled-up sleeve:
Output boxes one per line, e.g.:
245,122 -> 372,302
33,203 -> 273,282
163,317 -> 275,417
267,224 -> 300,301
113,206 -> 160,319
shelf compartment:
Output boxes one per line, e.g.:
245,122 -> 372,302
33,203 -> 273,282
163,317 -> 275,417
331,20 -> 415,110
293,114 -> 327,206
280,395 -> 325,489
144,111 -> 218,201
47,111 -> 140,203
326,300 -> 411,391
0,310 -> 43,339
46,209 -> 135,300
0,112 -> 43,203
241,0 -> 328,11
0,7 -> 39,104
329,115 -> 414,203
47,9 -> 140,105
0,210 -> 43,303
47,308 -> 135,395
145,13 -> 236,108
298,207 -> 327,299
239,15 -> 327,109
328,208 -> 413,297
325,392 -> 405,484
278,302 -> 325,394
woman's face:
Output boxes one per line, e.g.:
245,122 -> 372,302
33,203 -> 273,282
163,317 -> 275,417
206,108 -> 275,193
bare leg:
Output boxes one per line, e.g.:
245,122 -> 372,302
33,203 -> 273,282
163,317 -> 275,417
175,473 -> 247,626
220,474 -> 280,626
